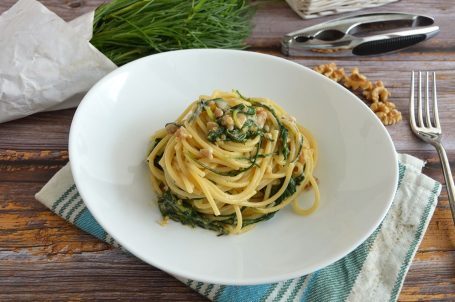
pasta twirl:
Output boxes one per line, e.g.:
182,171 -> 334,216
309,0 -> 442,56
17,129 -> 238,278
147,90 -> 319,235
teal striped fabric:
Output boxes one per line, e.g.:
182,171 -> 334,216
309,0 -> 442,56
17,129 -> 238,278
35,154 -> 441,302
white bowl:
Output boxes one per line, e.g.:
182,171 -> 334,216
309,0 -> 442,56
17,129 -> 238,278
69,49 -> 397,285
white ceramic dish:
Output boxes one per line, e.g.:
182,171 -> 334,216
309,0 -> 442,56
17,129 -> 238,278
69,49 -> 397,285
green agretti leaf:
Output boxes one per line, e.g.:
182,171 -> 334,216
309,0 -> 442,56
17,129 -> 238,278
250,102 -> 290,160
158,190 -> 230,235
157,174 -> 305,235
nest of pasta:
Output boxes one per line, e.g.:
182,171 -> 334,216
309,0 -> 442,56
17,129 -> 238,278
147,90 -> 319,235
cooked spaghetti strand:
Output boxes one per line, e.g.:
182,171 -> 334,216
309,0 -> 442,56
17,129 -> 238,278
148,90 -> 320,235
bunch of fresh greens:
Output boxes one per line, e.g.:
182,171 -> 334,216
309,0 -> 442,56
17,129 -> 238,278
91,0 -> 254,66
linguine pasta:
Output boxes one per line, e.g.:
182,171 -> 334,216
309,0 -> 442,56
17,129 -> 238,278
147,90 -> 319,235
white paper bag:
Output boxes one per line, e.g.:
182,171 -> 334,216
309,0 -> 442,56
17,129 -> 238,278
0,0 -> 117,123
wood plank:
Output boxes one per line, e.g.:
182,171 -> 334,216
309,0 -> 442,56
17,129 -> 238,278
0,150 -> 68,162
0,248 -> 452,301
0,249 -> 206,301
0,109 -> 73,150
1,180 -> 453,256
260,57 -> 455,152
420,200 -> 455,252
249,0 -> 455,59
399,251 -> 455,301
4,154 -> 447,182
1,60 -> 455,152
2,149 -> 453,184
1,0 -> 454,61
0,162 -> 66,183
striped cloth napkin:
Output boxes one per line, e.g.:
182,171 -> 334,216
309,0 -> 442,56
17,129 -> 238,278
35,154 -> 441,302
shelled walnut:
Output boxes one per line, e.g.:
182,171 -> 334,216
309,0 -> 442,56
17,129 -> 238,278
313,63 -> 345,82
311,48 -> 344,54
363,80 -> 390,103
313,62 -> 402,126
343,68 -> 372,90
370,102 -> 402,125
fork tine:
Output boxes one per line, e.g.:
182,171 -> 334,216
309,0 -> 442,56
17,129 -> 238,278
425,72 -> 432,127
433,72 -> 441,129
410,71 -> 417,130
417,71 -> 424,127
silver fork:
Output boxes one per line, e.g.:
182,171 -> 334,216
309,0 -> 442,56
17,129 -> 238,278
410,71 -> 455,223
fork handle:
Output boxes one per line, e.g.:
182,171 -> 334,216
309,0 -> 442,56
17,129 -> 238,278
435,144 -> 455,223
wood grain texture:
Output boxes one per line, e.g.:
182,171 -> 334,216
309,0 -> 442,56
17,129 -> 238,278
0,250 -> 206,301
0,0 -> 454,301
399,251 -> 455,301
0,109 -> 74,150
0,250 -> 452,301
248,1 -> 455,59
1,61 -> 454,152
1,180 -> 453,254
1,0 -> 454,59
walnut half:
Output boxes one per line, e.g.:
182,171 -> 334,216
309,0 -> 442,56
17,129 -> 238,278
363,80 -> 390,103
313,63 -> 345,82
370,102 -> 402,125
343,68 -> 372,90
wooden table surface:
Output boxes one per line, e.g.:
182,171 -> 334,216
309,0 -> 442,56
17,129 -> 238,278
1,0 -> 454,301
